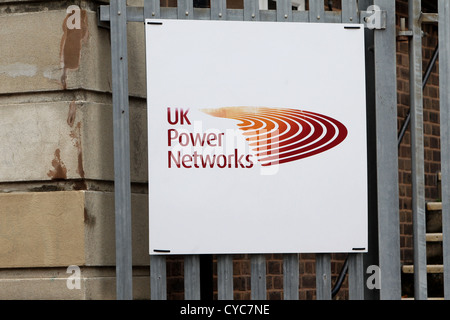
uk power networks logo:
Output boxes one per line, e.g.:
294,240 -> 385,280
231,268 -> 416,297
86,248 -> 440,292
166,107 -> 348,171
201,107 -> 348,166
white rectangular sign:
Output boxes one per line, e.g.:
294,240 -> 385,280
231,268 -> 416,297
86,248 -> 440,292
146,19 -> 367,255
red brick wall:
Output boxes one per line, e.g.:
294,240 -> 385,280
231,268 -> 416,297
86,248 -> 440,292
396,0 -> 441,266
164,253 -> 344,300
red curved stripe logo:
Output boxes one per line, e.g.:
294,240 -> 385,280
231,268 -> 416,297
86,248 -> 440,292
201,107 -> 348,166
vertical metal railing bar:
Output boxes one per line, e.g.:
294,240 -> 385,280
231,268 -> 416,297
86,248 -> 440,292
244,0 -> 260,21
217,255 -> 234,300
309,0 -> 325,23
150,255 -> 167,299
373,0 -> 401,300
315,253 -> 332,300
341,0 -> 366,300
144,0 -> 160,19
178,0 -> 194,19
357,0 -> 379,301
185,255 -> 201,299
145,0 -> 166,301
348,254 -> 365,300
438,0 -> 450,300
110,0 -> 133,300
409,0 -> 428,300
211,0 -> 227,20
251,254 -> 267,300
341,0 -> 358,23
283,254 -> 299,300
276,0 -> 293,22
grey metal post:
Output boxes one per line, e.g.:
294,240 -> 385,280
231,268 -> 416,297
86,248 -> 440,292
283,254 -> 299,300
211,0 -> 227,20
315,253 -> 331,300
373,0 -> 401,300
150,255 -> 167,300
251,255 -> 266,300
276,0 -> 292,22
341,0 -> 358,23
110,0 -> 133,300
144,0 -> 160,19
217,255 -> 234,300
358,0 -> 380,301
177,0 -> 193,19
348,254 -> 365,300
342,0 -> 366,300
309,0 -> 325,23
184,255 -> 201,300
244,0 -> 260,21
144,0 -> 165,302
439,0 -> 450,300
409,0 -> 428,300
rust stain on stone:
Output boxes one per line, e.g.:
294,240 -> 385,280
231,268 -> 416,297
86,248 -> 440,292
67,100 -> 77,127
77,147 -> 85,178
60,9 -> 89,89
47,149 -> 67,180
70,120 -> 85,178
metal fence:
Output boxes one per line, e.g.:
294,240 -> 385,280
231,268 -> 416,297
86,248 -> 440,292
98,0 -> 450,300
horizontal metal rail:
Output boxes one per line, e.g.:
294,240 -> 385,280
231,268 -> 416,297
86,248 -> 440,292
100,6 -> 344,23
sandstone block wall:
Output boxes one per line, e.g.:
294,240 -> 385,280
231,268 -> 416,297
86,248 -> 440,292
0,0 -> 150,299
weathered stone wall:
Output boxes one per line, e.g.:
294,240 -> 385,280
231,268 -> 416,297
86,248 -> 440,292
0,0 -> 150,299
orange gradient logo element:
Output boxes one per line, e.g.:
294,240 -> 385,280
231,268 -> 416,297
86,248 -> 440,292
201,107 -> 348,167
